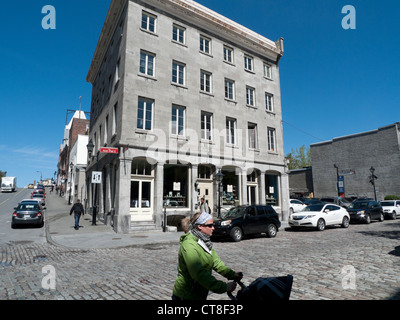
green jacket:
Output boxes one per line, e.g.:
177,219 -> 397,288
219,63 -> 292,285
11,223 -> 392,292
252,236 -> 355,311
173,232 -> 236,300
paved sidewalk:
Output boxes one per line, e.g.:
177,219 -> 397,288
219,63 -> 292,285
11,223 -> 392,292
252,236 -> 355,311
44,192 -> 183,250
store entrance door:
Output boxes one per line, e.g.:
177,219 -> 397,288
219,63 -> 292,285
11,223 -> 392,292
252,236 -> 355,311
197,181 -> 213,213
130,179 -> 153,221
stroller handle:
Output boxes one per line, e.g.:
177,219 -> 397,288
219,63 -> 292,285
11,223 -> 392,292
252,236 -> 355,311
227,279 -> 247,300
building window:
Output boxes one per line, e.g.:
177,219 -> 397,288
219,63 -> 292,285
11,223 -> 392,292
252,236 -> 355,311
265,93 -> 274,112
141,11 -> 156,33
139,51 -> 155,77
264,63 -> 273,79
201,112 -> 213,141
246,86 -> 255,106
131,159 -> 152,176
171,105 -> 185,136
104,115 -> 109,145
267,127 -> 276,152
223,45 -> 234,64
172,24 -> 185,44
112,103 -> 118,135
164,165 -> 188,208
248,123 -> 257,149
226,118 -> 237,145
224,79 -> 235,100
244,55 -> 254,72
137,98 -> 153,131
172,61 -> 185,85
200,70 -> 212,93
200,35 -> 211,54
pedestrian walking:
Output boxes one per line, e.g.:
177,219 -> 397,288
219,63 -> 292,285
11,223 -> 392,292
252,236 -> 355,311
199,197 -> 211,214
172,211 -> 242,300
70,199 -> 84,230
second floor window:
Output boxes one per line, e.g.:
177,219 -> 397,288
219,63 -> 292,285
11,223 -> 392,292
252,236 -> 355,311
226,118 -> 237,145
248,123 -> 257,149
171,105 -> 185,136
137,98 -> 153,131
246,86 -> 255,106
225,79 -> 235,100
265,93 -> 274,112
140,51 -> 155,77
267,127 -> 276,152
201,112 -> 212,141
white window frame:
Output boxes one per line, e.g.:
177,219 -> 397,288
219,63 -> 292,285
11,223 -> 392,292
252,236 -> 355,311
223,45 -> 234,64
264,62 -> 273,79
200,35 -> 211,54
141,11 -> 156,33
200,70 -> 212,93
224,79 -> 235,100
137,98 -> 153,131
201,112 -> 213,141
265,92 -> 274,112
172,61 -> 185,86
171,105 -> 185,136
267,127 -> 276,152
248,123 -> 258,150
244,55 -> 254,72
246,86 -> 255,107
226,118 -> 237,145
139,51 -> 155,77
172,24 -> 185,44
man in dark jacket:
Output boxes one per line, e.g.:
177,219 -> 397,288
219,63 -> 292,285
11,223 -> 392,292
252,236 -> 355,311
70,199 -> 84,230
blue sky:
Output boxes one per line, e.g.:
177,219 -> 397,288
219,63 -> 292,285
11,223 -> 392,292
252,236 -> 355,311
1,0 -> 399,187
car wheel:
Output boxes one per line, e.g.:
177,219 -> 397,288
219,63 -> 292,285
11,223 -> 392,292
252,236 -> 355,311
316,219 -> 325,231
379,213 -> 384,222
341,216 -> 350,228
230,227 -> 243,242
290,208 -> 294,214
266,224 -> 277,238
365,214 -> 371,224
392,211 -> 397,220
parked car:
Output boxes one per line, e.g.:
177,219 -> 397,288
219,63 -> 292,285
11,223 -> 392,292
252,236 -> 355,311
289,203 -> 350,231
12,201 -> 44,228
380,200 -> 400,220
212,205 -> 281,242
347,200 -> 384,224
31,193 -> 46,207
319,197 -> 351,208
32,189 -> 45,198
290,199 -> 307,213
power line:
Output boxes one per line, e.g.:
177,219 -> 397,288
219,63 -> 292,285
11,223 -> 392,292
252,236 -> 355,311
282,120 -> 324,142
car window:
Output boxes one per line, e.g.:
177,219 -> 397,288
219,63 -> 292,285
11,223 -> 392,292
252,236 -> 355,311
246,207 -> 256,216
18,204 -> 39,210
326,205 -> 339,211
255,206 -> 266,215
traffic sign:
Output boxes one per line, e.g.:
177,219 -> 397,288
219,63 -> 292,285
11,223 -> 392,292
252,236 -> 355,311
92,171 -> 102,184
100,147 -> 119,154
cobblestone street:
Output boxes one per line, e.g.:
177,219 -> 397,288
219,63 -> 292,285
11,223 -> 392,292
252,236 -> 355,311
1,218 -> 400,300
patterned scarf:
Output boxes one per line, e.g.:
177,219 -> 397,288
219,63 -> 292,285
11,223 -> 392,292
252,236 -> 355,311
191,229 -> 213,251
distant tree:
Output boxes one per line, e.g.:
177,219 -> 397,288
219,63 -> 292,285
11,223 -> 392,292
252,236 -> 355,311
286,145 -> 311,170
0,171 -> 6,179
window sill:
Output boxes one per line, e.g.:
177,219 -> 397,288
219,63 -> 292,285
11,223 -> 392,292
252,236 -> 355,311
140,28 -> 158,37
138,73 -> 157,81
171,82 -> 188,89
200,91 -> 214,97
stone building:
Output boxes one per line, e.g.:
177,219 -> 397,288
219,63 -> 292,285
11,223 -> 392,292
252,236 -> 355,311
310,123 -> 400,200
86,0 -> 289,233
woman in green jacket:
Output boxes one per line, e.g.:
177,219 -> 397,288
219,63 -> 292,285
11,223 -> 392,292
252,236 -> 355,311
172,211 -> 242,300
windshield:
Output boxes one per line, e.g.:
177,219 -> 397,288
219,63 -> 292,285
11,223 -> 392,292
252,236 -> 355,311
349,201 -> 368,209
222,206 -> 246,219
302,204 -> 324,212
32,194 -> 43,198
380,201 -> 395,206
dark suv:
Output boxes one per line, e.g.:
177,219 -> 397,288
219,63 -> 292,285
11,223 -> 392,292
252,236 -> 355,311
347,200 -> 384,224
212,205 -> 281,242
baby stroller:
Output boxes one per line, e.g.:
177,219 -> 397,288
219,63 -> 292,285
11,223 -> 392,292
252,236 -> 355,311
228,275 -> 293,301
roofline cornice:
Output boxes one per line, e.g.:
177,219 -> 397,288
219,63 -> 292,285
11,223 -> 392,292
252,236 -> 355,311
87,0 -> 283,84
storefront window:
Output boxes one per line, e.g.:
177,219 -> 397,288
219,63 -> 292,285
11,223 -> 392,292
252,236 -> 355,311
221,169 -> 239,206
265,174 -> 279,205
163,165 -> 188,208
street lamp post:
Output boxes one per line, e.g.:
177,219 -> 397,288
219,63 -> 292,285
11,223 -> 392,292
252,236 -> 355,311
86,140 -> 98,226
333,164 -> 339,197
215,170 -> 224,219
369,166 -> 377,201
68,162 -> 73,205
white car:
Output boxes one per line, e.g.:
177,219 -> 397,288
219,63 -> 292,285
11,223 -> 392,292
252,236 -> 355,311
289,199 -> 307,213
380,200 -> 400,220
289,203 -> 350,231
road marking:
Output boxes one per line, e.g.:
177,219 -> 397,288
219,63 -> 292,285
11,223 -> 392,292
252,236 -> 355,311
0,199 -> 9,206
